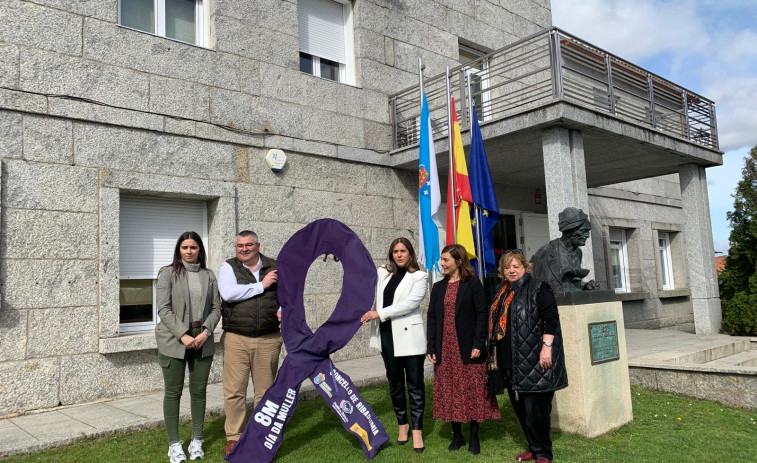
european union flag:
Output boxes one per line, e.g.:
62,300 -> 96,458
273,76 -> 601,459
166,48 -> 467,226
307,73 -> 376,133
469,106 -> 500,275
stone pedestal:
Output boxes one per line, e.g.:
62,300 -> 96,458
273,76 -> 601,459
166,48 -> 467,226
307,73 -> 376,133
552,300 -> 633,437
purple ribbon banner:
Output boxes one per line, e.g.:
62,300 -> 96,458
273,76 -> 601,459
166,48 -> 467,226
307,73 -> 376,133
227,219 -> 389,462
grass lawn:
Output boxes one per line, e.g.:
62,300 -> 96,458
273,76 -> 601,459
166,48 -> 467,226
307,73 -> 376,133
2,384 -> 755,463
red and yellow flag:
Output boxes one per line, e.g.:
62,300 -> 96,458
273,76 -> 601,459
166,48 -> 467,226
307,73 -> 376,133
445,98 -> 476,260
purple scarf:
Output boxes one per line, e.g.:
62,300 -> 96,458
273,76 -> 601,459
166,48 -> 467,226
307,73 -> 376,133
226,219 -> 389,462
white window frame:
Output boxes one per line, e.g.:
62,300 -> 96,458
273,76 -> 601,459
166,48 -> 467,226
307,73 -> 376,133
297,0 -> 355,85
117,0 -> 208,48
609,228 -> 631,293
658,232 -> 674,290
118,197 -> 209,335
459,44 -> 491,122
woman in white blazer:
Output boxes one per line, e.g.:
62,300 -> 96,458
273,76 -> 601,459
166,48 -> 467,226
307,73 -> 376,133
361,238 -> 428,453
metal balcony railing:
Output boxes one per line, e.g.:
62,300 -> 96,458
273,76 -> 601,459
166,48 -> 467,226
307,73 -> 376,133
390,28 -> 718,151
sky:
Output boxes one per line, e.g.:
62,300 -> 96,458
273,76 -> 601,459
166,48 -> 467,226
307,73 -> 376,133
551,0 -> 757,255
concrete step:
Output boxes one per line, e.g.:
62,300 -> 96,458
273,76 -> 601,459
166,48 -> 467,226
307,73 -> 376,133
669,338 -> 752,364
705,347 -> 757,368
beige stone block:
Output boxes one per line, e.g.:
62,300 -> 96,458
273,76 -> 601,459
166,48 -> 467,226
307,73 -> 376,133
2,259 -> 98,309
552,301 -> 633,437
59,351 -> 163,405
3,209 -> 97,259
28,307 -> 99,357
0,111 -> 22,159
3,160 -> 98,212
249,150 -> 369,195
22,115 -> 74,164
0,358 -> 60,415
0,310 -> 27,362
0,1 -> 82,56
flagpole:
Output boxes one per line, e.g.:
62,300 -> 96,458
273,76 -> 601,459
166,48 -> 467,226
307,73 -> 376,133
445,67 -> 457,243
466,71 -> 484,281
476,206 -> 484,282
419,57 -> 438,283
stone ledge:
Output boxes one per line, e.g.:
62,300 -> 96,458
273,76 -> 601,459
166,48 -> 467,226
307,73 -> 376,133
99,329 -> 224,354
615,291 -> 647,302
629,365 -> 757,410
658,288 -> 691,299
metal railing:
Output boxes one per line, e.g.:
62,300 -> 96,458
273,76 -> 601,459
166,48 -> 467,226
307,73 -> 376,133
390,28 -> 718,151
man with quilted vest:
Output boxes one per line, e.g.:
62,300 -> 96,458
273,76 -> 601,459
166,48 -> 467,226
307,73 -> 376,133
217,230 -> 282,456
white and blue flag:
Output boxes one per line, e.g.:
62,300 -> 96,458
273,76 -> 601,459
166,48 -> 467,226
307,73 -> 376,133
417,93 -> 441,271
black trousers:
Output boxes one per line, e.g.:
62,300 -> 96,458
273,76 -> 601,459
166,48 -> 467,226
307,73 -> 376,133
507,387 -> 555,460
379,321 -> 425,430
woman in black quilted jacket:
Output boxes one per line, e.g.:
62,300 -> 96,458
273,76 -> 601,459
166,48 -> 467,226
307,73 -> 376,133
486,251 -> 567,463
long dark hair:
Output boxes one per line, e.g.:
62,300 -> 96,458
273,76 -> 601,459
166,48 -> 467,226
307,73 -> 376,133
171,231 -> 207,275
385,237 -> 421,274
441,244 -> 475,281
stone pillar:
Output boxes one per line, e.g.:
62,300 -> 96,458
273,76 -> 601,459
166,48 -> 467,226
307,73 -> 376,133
678,164 -> 721,334
541,127 -> 594,278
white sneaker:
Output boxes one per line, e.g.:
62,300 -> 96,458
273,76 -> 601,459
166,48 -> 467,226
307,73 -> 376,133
168,442 -> 187,463
188,439 -> 205,460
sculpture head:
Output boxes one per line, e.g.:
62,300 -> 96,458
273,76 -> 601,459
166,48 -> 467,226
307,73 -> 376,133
558,207 -> 591,249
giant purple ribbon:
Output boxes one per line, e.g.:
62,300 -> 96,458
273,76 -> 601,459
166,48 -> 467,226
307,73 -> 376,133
227,219 -> 389,462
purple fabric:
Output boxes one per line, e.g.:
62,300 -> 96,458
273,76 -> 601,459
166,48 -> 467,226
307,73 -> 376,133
227,219 -> 388,462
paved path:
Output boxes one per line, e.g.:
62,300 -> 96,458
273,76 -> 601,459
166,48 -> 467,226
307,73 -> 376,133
1,329 -> 753,457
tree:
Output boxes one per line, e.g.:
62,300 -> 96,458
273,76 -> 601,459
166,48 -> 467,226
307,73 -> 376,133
719,144 -> 757,335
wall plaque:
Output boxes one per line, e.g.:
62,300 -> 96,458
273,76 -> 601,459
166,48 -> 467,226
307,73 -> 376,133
588,321 -> 619,365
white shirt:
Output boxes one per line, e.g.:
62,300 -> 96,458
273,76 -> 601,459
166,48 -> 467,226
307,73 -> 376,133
217,258 -> 264,302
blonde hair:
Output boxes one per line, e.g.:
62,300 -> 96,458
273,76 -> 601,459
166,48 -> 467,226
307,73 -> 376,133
497,251 -> 532,280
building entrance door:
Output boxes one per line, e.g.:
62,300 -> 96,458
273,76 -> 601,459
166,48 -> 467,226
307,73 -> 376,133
521,212 -> 550,260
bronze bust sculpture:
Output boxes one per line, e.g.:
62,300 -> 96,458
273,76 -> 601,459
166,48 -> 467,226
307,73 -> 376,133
531,207 -> 598,292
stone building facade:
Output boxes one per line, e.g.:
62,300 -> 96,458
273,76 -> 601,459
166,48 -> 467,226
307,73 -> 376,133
0,0 -> 720,416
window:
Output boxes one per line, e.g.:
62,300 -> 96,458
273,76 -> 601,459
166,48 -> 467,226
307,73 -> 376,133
119,196 -> 207,334
297,0 -> 355,84
658,232 -> 674,290
459,44 -> 490,122
118,0 -> 208,47
609,229 -> 631,293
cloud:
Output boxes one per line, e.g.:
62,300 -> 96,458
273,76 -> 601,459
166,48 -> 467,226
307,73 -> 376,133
703,77 -> 757,151
552,0 -> 709,62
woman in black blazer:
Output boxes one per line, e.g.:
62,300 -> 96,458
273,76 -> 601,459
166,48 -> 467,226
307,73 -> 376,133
426,244 -> 500,455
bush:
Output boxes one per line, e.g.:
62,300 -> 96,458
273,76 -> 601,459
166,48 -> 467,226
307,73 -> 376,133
721,293 -> 757,336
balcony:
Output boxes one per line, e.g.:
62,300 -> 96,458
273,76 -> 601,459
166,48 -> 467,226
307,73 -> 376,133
389,28 -> 720,187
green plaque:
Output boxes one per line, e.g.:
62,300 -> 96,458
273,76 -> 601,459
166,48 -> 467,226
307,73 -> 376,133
588,321 -> 619,365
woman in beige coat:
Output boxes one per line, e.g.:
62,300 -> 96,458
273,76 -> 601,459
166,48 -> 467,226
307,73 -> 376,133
155,231 -> 221,463
361,238 -> 428,453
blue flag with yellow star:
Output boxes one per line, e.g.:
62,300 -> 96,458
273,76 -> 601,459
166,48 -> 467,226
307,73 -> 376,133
469,106 -> 500,275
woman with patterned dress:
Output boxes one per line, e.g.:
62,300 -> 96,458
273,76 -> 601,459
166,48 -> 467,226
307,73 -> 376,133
426,244 -> 501,455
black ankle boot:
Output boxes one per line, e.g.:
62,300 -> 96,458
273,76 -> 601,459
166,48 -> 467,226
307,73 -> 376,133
448,422 -> 465,451
468,421 -> 480,455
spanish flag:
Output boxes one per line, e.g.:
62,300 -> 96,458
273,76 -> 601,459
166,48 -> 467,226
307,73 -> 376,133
445,98 -> 476,260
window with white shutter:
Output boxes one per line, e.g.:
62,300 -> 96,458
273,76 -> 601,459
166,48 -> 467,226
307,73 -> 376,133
119,196 -> 207,334
297,0 -> 355,84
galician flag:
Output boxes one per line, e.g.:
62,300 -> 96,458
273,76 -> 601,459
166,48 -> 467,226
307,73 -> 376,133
445,97 -> 476,260
418,93 -> 441,272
